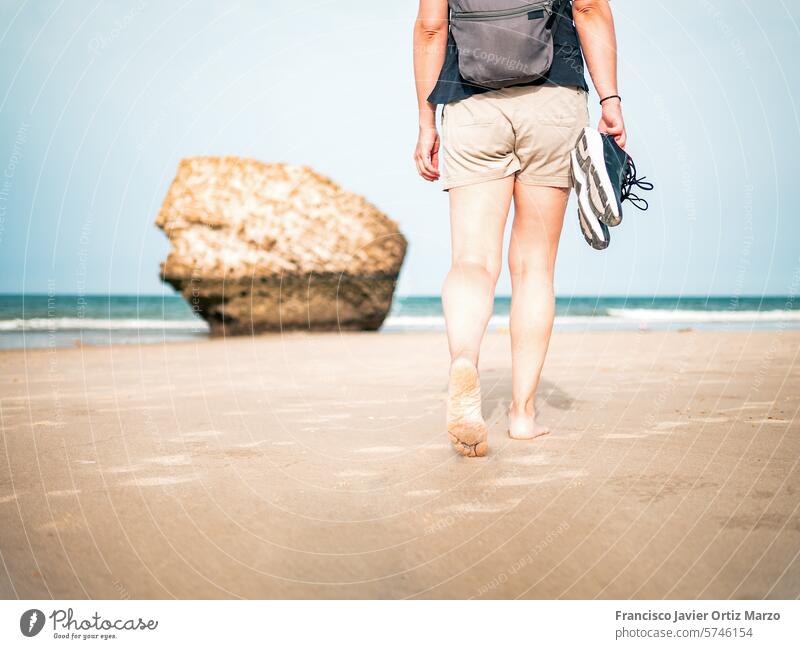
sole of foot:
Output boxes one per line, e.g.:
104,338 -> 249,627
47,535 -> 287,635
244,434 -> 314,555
447,359 -> 488,458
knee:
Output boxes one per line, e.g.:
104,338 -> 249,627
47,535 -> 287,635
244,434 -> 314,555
451,254 -> 502,285
508,253 -> 525,279
508,251 -> 552,281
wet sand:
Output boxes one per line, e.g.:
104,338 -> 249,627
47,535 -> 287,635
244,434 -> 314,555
0,330 -> 798,599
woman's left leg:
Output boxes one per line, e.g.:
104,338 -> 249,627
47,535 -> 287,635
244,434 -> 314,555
507,182 -> 570,439
443,176 -> 515,457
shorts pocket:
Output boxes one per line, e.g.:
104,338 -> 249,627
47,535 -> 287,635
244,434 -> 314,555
443,113 -> 515,172
445,95 -> 497,127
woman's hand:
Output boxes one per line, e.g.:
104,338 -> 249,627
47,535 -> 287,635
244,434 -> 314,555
414,125 -> 441,181
598,98 -> 627,149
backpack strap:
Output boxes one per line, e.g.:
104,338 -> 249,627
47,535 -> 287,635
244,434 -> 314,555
548,0 -> 569,30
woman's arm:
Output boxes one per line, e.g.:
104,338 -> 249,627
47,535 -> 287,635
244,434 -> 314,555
413,0 -> 448,181
573,0 -> 626,148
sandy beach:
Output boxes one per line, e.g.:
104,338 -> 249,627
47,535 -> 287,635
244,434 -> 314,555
0,329 -> 798,599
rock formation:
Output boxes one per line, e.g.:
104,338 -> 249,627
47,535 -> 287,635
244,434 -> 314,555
156,157 -> 407,335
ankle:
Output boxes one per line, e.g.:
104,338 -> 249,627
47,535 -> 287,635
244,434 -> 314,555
451,354 -> 478,369
509,399 -> 535,418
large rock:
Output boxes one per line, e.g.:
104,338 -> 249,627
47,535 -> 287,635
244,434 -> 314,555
156,157 -> 407,335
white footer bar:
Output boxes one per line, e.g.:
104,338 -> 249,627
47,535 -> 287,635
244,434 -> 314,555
2,600 -> 797,648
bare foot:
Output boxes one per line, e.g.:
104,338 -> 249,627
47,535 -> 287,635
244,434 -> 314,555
508,406 -> 550,440
446,358 -> 488,457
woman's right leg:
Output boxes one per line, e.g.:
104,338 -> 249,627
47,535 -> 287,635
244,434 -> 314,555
443,176 -> 514,456
506,183 -> 570,439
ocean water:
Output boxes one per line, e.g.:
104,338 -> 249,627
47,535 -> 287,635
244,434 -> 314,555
0,294 -> 798,349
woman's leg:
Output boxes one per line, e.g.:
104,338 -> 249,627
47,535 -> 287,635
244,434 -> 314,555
507,182 -> 570,439
443,176 -> 515,363
443,176 -> 515,456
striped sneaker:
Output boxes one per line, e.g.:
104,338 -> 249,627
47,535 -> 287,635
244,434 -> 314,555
571,126 -> 653,230
570,146 -> 610,250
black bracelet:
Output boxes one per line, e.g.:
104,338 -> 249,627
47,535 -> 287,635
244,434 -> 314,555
600,94 -> 622,105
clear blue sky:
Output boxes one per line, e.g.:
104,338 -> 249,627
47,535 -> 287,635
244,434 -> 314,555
0,0 -> 798,297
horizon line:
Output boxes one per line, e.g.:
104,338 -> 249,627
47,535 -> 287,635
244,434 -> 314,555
0,292 -> 795,300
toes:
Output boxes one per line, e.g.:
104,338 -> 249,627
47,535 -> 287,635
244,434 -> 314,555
455,441 -> 478,457
449,435 -> 488,457
448,420 -> 488,457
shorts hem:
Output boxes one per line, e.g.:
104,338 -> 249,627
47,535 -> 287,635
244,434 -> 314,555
442,165 -> 521,192
515,174 -> 572,189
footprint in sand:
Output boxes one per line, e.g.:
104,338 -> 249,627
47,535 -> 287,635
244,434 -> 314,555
102,464 -> 141,474
653,421 -> 688,430
182,430 -> 224,438
121,475 -> 198,487
296,414 -> 352,423
407,489 -> 441,497
352,446 -> 405,454
334,470 -> 379,478
503,454 -> 551,466
417,442 -> 451,450
604,433 -> 649,439
487,475 -> 557,487
168,430 -> 224,443
437,499 -> 522,514
145,454 -> 193,467
104,454 -> 193,474
719,402 -> 774,413
485,469 -> 585,488
236,441 -> 268,448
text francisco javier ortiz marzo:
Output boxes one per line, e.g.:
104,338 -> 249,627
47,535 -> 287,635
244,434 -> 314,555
616,609 -> 781,623
50,608 -> 158,633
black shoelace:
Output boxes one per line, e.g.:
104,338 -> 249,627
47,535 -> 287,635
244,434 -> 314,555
621,157 -> 654,211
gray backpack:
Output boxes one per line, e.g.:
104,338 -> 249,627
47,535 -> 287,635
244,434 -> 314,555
449,0 -> 566,90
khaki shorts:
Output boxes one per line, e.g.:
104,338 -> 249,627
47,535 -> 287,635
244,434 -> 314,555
441,84 -> 589,191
